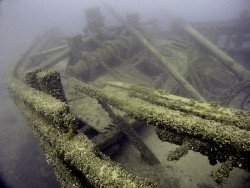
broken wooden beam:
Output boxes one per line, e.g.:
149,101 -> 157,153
107,81 -> 250,131
25,69 -> 67,102
22,48 -> 70,83
105,4 -> 205,102
30,45 -> 69,59
91,126 -> 123,151
70,77 -> 250,154
7,77 -> 76,131
30,124 -> 84,188
156,127 -> 249,172
121,121 -> 160,165
37,48 -> 70,71
211,160 -> 233,184
97,100 -> 160,165
166,142 -> 191,161
37,69 -> 67,102
169,15 -> 250,81
6,76 -> 156,188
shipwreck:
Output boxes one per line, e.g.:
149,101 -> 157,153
6,5 -> 250,187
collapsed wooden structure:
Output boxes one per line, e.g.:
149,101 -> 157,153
6,5 -> 250,187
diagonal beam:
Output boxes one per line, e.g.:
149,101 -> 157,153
104,4 -> 205,102
168,15 -> 250,81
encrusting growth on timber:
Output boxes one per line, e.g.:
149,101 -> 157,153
105,4 -> 206,102
107,81 -> 250,130
6,77 -> 157,188
26,68 -> 67,102
97,99 -> 160,165
166,142 -> 192,161
168,15 -> 250,81
71,77 -> 250,154
5,4 -> 250,187
211,161 -> 233,184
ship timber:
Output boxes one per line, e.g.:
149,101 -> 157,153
6,5 -> 250,187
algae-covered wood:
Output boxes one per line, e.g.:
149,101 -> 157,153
6,77 -> 156,188
105,4 -> 205,102
5,5 -> 250,187
169,15 -> 250,81
71,77 -> 250,153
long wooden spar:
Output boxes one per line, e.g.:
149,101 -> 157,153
168,15 -> 250,81
104,4 -> 206,102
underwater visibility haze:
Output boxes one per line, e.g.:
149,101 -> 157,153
0,0 -> 250,187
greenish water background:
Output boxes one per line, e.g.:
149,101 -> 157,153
0,0 -> 249,187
